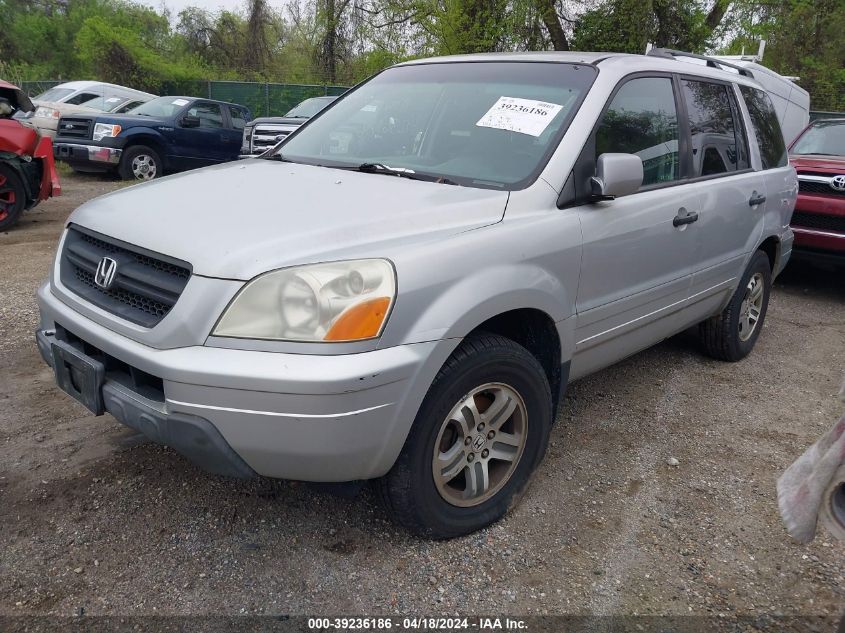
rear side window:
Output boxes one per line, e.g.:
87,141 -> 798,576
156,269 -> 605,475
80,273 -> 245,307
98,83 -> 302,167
739,86 -> 787,169
115,100 -> 142,114
229,105 -> 250,130
66,92 -> 100,105
681,79 -> 749,176
596,77 -> 680,187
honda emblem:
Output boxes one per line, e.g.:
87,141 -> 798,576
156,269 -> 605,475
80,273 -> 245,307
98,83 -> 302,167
94,257 -> 118,290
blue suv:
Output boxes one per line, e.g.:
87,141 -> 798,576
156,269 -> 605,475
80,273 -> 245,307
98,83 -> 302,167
53,96 -> 252,180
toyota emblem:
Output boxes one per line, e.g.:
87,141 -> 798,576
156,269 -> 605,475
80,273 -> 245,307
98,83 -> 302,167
830,175 -> 845,192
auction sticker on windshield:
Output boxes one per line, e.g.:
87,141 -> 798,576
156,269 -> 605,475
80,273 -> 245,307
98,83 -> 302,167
476,96 -> 563,137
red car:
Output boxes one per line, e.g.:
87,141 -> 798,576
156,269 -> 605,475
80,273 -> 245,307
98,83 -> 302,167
789,118 -> 845,264
0,79 -> 61,230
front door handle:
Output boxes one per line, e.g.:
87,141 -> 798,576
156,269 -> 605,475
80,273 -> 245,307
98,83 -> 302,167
749,191 -> 767,206
673,207 -> 699,227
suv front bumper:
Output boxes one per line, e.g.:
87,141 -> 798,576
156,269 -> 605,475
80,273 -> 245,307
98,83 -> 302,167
36,281 -> 452,482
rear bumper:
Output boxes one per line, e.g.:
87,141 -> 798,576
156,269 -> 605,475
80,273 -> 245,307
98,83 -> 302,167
775,228 -> 794,277
36,281 -> 453,482
54,142 -> 122,166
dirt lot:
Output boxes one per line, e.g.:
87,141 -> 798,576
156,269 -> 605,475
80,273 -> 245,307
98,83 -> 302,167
1,171 -> 844,622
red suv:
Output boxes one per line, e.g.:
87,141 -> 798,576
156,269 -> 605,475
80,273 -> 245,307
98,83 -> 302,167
789,118 -> 845,264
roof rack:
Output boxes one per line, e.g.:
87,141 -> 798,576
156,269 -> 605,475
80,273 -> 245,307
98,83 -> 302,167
646,48 -> 755,79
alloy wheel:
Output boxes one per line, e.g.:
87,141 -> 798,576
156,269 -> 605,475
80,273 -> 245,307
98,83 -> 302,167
131,154 -> 157,180
738,272 -> 764,342
432,382 -> 527,507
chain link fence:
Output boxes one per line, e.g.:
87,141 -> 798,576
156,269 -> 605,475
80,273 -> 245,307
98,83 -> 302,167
18,80 -> 349,118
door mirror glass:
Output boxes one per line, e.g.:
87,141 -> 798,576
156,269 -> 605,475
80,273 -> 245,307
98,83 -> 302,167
591,153 -> 643,199
181,115 -> 201,128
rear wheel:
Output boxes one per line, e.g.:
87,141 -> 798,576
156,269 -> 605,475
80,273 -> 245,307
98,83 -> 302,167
0,164 -> 26,230
699,250 -> 772,361
378,333 -> 553,538
119,145 -> 162,181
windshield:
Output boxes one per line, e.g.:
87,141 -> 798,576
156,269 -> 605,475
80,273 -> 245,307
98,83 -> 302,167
791,121 -> 845,156
285,97 -> 335,118
77,96 -> 127,112
278,62 -> 596,189
127,96 -> 191,117
34,87 -> 74,102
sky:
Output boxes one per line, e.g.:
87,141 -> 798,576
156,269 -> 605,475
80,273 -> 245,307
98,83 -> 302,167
141,0 -> 290,18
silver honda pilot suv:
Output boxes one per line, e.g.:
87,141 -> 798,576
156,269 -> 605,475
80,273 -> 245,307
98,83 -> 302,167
36,50 -> 797,538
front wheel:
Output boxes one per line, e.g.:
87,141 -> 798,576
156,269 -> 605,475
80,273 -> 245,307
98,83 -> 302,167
119,145 -> 162,181
699,250 -> 772,362
378,334 -> 553,539
0,163 -> 26,230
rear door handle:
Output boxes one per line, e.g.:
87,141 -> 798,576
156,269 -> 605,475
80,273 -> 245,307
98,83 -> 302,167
673,207 -> 699,227
749,191 -> 767,206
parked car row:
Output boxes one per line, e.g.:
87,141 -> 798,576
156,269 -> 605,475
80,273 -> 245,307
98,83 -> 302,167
17,80 -> 156,138
45,87 -> 338,180
53,96 -> 251,180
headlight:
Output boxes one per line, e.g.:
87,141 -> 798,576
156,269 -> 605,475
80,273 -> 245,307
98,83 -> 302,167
213,259 -> 396,342
93,123 -> 122,141
35,107 -> 60,119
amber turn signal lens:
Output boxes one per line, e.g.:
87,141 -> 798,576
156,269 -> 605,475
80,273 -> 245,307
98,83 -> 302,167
324,297 -> 391,341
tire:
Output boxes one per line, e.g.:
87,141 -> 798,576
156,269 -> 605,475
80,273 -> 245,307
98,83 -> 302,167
377,333 -> 553,539
0,163 -> 26,231
699,250 -> 772,362
119,145 -> 162,181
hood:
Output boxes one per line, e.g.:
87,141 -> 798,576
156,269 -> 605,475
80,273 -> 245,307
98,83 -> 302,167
790,154 -> 845,173
94,113 -> 170,129
0,80 -> 33,115
250,116 -> 308,127
69,160 -> 508,280
57,112 -> 169,129
35,100 -> 101,115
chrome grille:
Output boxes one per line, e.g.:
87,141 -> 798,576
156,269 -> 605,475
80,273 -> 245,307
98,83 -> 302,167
791,211 -> 845,233
250,123 -> 298,153
59,226 -> 191,328
56,117 -> 93,140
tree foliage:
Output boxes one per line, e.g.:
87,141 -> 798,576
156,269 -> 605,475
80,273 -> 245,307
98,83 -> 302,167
0,0 -> 842,110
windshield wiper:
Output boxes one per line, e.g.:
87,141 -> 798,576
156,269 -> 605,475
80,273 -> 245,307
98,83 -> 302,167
356,163 -> 458,185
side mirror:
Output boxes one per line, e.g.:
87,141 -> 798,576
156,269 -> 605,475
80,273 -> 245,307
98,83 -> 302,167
590,153 -> 643,200
180,115 -> 201,128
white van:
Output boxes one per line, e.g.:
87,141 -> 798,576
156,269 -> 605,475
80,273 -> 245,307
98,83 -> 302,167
20,81 -> 156,138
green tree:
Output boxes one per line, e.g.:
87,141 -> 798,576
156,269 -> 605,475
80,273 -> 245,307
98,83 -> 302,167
572,0 -> 731,53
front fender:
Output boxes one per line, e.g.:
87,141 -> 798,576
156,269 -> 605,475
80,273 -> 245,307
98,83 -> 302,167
33,136 -> 61,200
380,211 -> 582,358
120,129 -> 170,161
411,264 -> 572,342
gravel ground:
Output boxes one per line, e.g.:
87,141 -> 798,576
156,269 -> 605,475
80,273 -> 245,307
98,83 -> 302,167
1,171 -> 844,621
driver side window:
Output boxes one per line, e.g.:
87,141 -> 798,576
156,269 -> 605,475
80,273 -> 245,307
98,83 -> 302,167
596,77 -> 680,187
187,102 -> 224,128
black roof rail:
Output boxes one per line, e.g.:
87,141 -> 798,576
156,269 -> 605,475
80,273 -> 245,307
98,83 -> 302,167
646,48 -> 755,79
